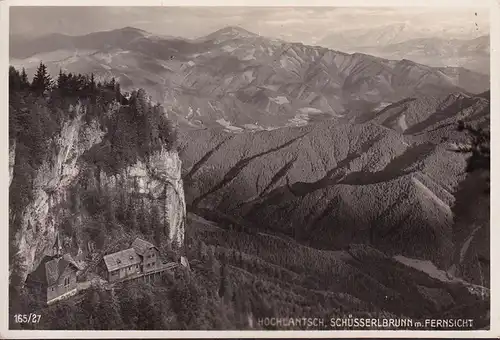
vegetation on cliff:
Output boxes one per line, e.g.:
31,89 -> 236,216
9,63 -> 178,321
9,62 -> 177,230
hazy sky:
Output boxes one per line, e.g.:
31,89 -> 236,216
10,7 -> 489,44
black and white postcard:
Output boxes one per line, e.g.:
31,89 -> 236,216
2,0 -> 496,338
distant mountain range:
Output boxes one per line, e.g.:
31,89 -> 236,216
317,23 -> 489,75
10,26 -> 489,131
347,35 -> 490,76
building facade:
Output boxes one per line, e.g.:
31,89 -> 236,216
103,248 -> 142,282
26,234 -> 81,304
132,238 -> 159,274
26,253 -> 80,304
103,238 -> 160,283
46,254 -> 80,303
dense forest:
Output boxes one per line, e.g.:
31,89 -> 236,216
8,63 -> 490,330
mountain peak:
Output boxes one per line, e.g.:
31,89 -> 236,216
203,26 -> 259,42
115,26 -> 148,34
217,26 -> 257,36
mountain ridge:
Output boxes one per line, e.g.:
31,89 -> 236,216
178,90 -> 489,284
11,27 -> 487,101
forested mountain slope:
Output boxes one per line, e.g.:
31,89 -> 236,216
179,90 -> 490,286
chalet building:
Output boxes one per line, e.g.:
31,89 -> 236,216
132,238 -> 159,274
103,237 -> 160,283
25,235 -> 81,304
102,248 -> 141,282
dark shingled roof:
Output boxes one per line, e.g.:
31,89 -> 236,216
25,254 -> 79,287
63,253 -> 81,271
26,255 -> 55,286
103,248 -> 141,272
131,238 -> 158,256
45,254 -> 80,286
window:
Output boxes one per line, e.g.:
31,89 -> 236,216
64,277 -> 70,287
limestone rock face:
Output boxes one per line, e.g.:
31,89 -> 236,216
9,140 -> 15,186
100,148 -> 186,247
10,105 -> 185,283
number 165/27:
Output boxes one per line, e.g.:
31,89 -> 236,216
14,314 -> 41,324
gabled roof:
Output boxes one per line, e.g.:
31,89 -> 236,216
63,253 -> 82,271
45,259 -> 65,286
43,254 -> 79,286
131,238 -> 158,256
26,255 -> 55,285
103,248 -> 141,272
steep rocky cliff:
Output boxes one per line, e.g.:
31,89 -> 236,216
9,140 -> 15,186
98,147 -> 186,246
10,103 -> 185,283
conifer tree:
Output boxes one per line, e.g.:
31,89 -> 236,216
9,66 -> 21,92
105,193 -> 116,227
57,69 -> 64,88
127,199 -> 138,231
117,189 -> 128,223
135,88 -> 148,116
198,241 -> 208,261
20,68 -> 29,90
115,82 -> 122,102
90,73 -> 96,93
151,206 -> 162,244
218,264 -> 233,302
31,62 -> 53,95
154,224 -> 162,247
